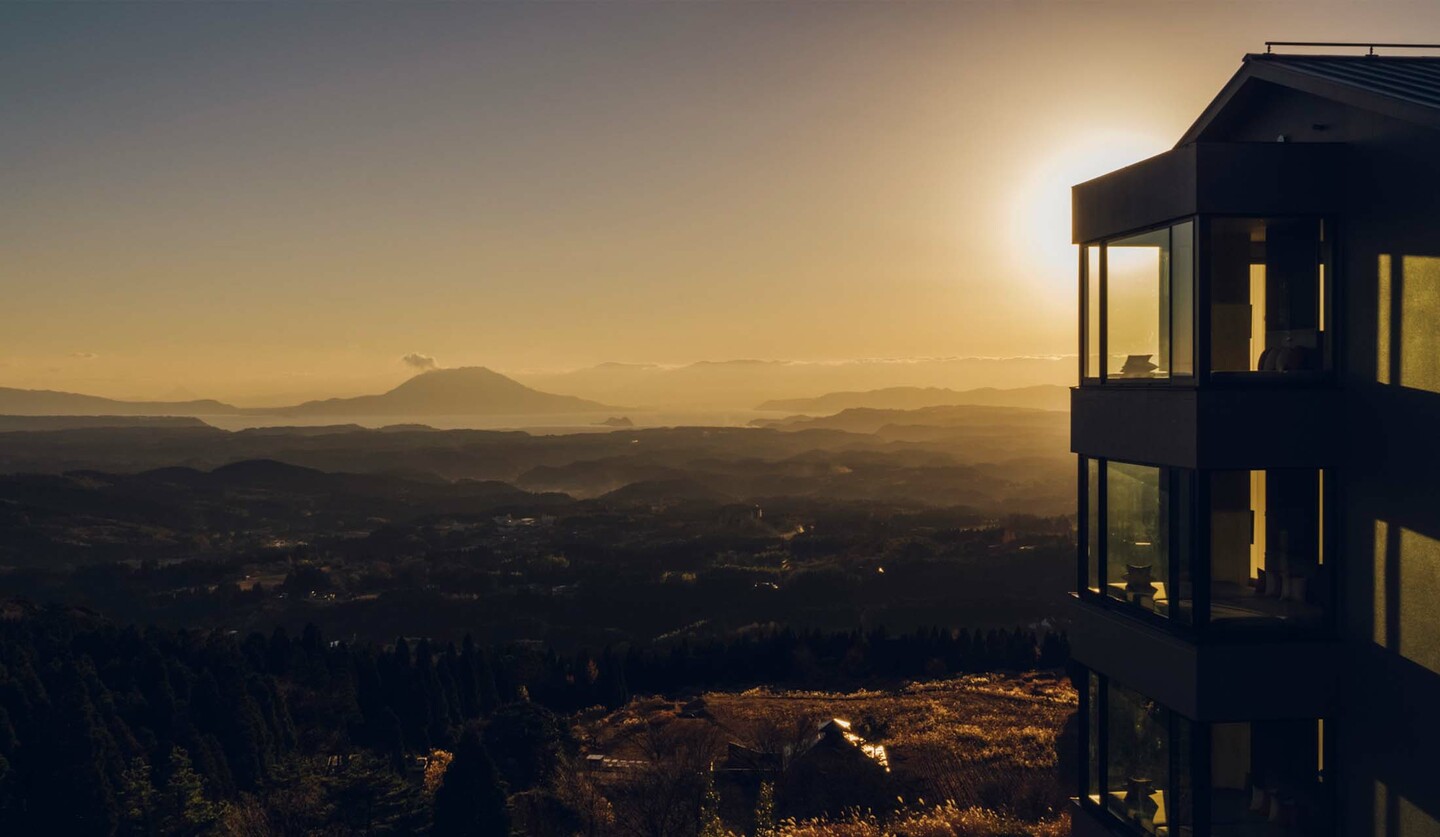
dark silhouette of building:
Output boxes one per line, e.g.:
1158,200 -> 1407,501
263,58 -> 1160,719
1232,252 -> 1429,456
1068,44 -> 1440,837
774,718 -> 892,820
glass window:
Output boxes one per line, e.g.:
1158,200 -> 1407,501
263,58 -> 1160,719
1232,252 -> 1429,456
1083,460 -> 1191,623
1082,459 -> 1331,634
1208,469 -> 1328,633
1106,463 -> 1169,617
1211,719 -> 1330,836
1093,221 -> 1195,382
1086,458 -> 1102,593
1171,470 -> 1194,626
1087,670 -> 1102,807
1086,245 -> 1102,379
1171,713 -> 1194,835
1082,673 -> 1329,837
1210,218 -> 1327,375
1172,221 -> 1195,377
1108,229 -> 1171,380
1098,679 -> 1193,834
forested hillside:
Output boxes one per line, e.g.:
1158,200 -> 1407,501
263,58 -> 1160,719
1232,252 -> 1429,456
0,604 -> 1065,834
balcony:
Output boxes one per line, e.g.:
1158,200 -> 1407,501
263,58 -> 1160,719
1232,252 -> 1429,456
1071,385 -> 1337,469
1067,597 -> 1338,722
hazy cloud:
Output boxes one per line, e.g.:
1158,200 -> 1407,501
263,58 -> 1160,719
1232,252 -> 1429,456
70,352 -> 99,359
401,353 -> 438,371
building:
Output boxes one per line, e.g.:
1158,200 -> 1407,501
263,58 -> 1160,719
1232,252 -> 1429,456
1068,44 -> 1440,837
771,718 -> 892,820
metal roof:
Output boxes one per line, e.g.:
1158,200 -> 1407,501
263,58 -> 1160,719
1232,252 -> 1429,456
1177,52 -> 1440,145
1247,53 -> 1440,112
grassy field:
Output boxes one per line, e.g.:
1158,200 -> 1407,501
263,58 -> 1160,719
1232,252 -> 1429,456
574,672 -> 1078,836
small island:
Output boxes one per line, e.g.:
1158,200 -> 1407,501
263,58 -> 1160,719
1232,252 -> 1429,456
595,416 -> 635,427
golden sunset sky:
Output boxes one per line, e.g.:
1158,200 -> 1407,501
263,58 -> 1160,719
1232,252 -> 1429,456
5,1 -> 1437,402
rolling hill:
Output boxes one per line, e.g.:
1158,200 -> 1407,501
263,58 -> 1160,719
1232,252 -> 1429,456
0,367 -> 615,420
755,384 -> 1069,413
515,357 -> 1076,409
0,387 -> 237,417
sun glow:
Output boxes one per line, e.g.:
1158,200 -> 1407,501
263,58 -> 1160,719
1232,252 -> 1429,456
1007,131 -> 1170,287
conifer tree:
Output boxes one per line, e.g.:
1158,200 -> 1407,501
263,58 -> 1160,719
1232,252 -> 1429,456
697,771 -> 726,837
432,726 -> 509,837
119,755 -> 157,836
753,781 -> 777,837
159,746 -> 218,836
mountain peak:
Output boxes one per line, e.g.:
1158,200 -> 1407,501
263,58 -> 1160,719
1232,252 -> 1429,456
277,366 -> 614,416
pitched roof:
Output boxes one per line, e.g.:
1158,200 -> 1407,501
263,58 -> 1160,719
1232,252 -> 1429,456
1179,53 -> 1440,145
1255,54 -> 1440,110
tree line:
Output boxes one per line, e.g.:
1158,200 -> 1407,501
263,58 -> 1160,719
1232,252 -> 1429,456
0,603 -> 1066,834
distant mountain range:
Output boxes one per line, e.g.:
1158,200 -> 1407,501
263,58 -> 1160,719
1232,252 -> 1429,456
0,367 -> 614,418
751,403 -> 1067,434
756,384 -> 1068,413
0,359 -> 1076,420
0,415 -> 212,432
0,388 -> 235,417
514,357 -> 1074,410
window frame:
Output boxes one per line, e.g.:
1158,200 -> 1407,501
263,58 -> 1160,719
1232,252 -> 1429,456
1199,214 -> 1336,385
1080,214 -> 1337,387
1077,456 -> 1338,641
1077,669 -> 1337,837
1080,217 -> 1198,387
1078,456 -> 1197,637
1078,671 -> 1204,835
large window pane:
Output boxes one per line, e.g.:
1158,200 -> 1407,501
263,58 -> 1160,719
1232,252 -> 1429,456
1107,229 -> 1171,379
1083,675 -> 1197,834
1086,245 -> 1102,379
1210,218 -> 1325,375
1171,470 -> 1194,625
1087,671 -> 1102,806
1087,458 -> 1102,593
1106,463 -> 1169,617
1208,469 -> 1327,633
1211,720 -> 1329,836
1105,681 -> 1173,833
1171,713 -> 1194,834
1172,221 -> 1195,376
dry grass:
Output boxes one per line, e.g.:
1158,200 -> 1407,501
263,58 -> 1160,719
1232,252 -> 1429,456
775,803 -> 1069,837
575,673 -> 1078,835
702,673 -> 1074,815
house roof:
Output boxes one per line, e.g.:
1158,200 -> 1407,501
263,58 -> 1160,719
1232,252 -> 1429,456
1256,54 -> 1440,110
1178,53 -> 1440,145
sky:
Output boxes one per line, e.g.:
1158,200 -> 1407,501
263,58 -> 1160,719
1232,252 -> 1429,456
5,1 -> 1439,403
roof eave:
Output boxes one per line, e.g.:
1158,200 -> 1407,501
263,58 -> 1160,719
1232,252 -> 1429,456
1175,55 -> 1263,148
